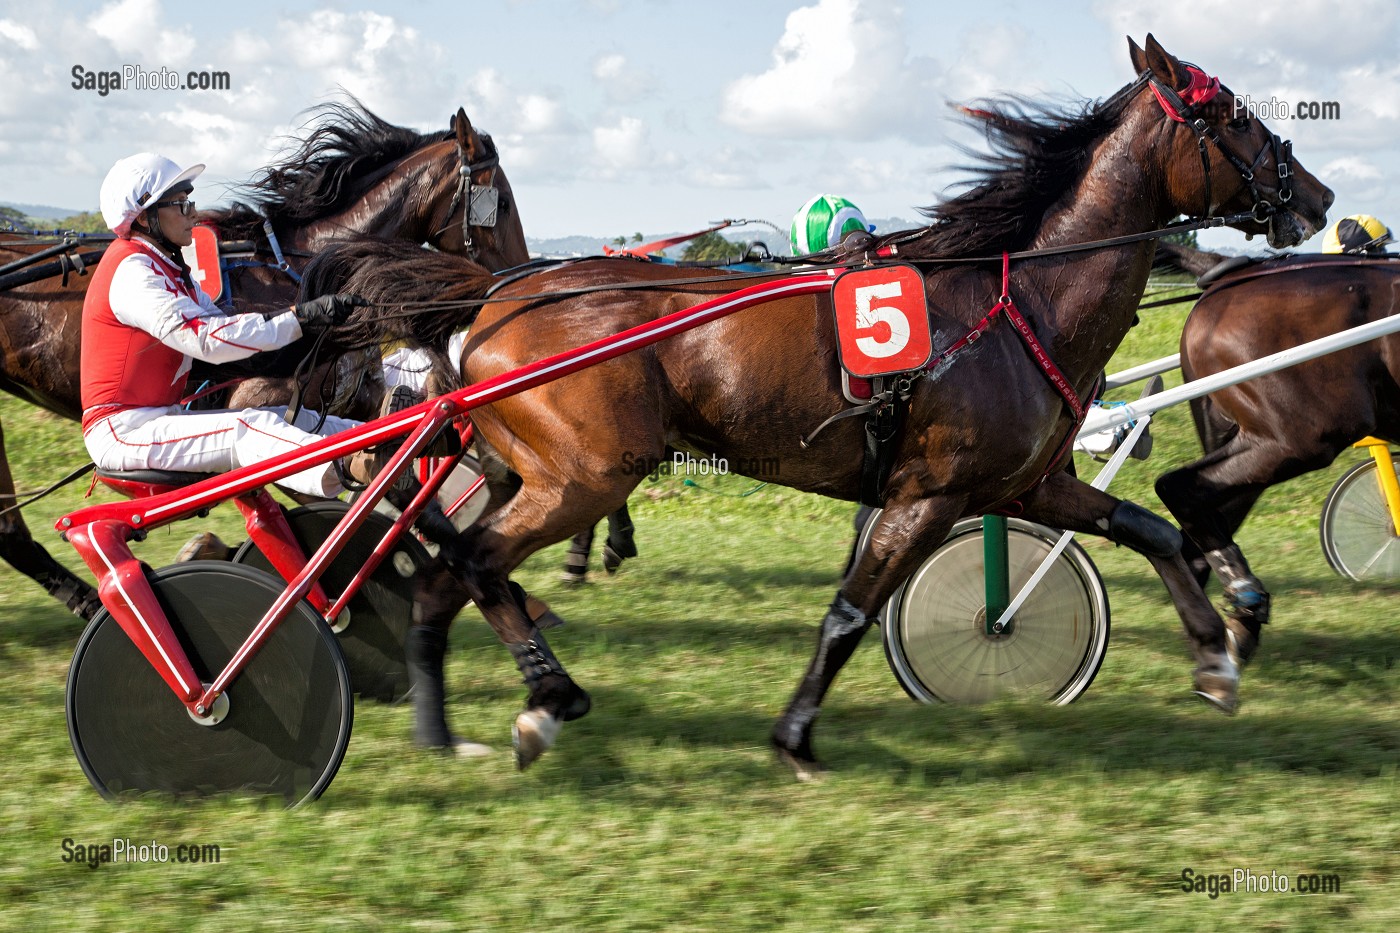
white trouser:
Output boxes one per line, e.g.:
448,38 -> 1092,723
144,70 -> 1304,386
381,332 -> 470,395
84,405 -> 360,498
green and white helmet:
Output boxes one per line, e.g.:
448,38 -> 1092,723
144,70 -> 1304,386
790,194 -> 870,255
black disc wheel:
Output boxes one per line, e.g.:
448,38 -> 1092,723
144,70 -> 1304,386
1319,458 -> 1400,582
67,562 -> 353,805
859,515 -> 1110,705
232,501 -> 430,703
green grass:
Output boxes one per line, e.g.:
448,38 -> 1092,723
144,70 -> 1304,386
0,299 -> 1396,931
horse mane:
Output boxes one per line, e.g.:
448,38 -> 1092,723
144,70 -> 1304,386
207,99 -> 450,240
298,237 -> 496,351
888,85 -> 1140,259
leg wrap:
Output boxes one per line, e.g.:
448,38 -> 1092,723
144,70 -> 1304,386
774,594 -> 875,751
508,633 -> 590,721
1205,545 -> 1271,622
1108,501 -> 1182,558
406,625 -> 454,748
508,634 -> 569,688
604,511 -> 637,560
563,529 -> 593,582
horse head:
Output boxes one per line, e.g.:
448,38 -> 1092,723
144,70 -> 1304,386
1128,33 -> 1332,248
418,107 -> 530,271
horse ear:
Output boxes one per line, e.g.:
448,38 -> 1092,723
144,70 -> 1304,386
453,106 -> 477,155
1127,36 -> 1148,75
1142,32 -> 1188,89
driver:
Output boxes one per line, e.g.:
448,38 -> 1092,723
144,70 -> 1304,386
1322,214 -> 1393,255
82,152 -> 371,498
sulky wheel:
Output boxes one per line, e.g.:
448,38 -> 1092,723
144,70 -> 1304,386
1319,458 -> 1400,581
232,501 -> 431,703
874,516 -> 1110,705
67,562 -> 352,806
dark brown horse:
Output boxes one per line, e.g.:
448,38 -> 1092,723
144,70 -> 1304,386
305,35 -> 1332,776
0,101 -> 527,620
1153,242 -> 1400,664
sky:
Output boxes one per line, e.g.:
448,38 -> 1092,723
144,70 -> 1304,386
0,0 -> 1396,250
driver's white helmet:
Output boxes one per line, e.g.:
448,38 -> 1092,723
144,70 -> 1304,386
99,152 -> 204,237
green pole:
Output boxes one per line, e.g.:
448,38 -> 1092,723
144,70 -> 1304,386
983,515 -> 1010,634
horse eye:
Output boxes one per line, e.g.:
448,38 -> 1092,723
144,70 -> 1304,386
1228,117 -> 1250,132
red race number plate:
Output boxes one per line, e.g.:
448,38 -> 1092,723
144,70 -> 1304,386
831,264 -> 931,377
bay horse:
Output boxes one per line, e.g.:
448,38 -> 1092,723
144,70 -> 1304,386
0,100 -> 527,620
304,35 -> 1332,777
1153,242 -> 1400,664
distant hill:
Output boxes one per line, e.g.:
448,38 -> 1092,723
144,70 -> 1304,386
527,216 -> 923,259
1,201 -> 86,220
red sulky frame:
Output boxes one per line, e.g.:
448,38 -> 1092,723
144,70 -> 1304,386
56,272 -> 835,720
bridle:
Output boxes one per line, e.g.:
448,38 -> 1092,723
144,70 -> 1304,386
1142,64 -> 1294,224
427,132 -> 502,260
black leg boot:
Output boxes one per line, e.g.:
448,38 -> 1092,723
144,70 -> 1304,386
406,625 -> 492,758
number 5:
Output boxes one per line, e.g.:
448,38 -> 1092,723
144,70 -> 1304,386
854,282 -> 911,358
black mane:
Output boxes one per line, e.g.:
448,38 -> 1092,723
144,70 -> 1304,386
207,99 -> 449,241
297,237 -> 495,353
888,83 -> 1140,259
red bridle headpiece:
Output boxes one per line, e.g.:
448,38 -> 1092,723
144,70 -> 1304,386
1149,65 -> 1222,122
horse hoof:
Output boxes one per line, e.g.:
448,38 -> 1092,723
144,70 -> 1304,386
1192,656 -> 1239,715
602,543 -> 624,574
513,708 -> 560,770
558,571 -> 587,587
1224,616 -> 1261,668
176,532 -> 233,563
774,747 -> 826,783
450,738 -> 494,759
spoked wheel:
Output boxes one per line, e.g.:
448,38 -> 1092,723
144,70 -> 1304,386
67,562 -> 352,805
232,501 -> 431,703
1320,458 -> 1400,581
873,516 -> 1110,704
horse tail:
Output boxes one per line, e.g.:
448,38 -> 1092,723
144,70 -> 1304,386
298,236 -> 495,350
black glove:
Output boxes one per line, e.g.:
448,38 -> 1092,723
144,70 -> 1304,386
293,293 -> 368,330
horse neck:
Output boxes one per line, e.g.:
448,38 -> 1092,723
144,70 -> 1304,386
284,152 -> 446,253
1020,100 -> 1175,384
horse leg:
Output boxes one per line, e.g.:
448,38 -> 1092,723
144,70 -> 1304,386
416,441 -> 643,767
561,525 -> 595,585
1155,434 -> 1334,665
773,492 -> 965,780
602,504 -> 637,573
0,424 -> 101,620
1016,471 -> 1238,710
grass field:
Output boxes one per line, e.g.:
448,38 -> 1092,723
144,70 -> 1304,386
0,298 -> 1395,931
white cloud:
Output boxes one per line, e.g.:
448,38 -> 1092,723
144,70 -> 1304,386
593,53 -> 653,103
593,116 -> 651,173
87,0 -> 196,66
0,19 -> 39,50
1320,156 -> 1382,182
720,0 -> 941,140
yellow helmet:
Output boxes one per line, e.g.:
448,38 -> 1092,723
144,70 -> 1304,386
1322,214 -> 1392,254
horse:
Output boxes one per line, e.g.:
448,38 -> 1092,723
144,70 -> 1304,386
1152,242 -> 1400,664
0,100 -> 527,620
302,35 -> 1332,777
